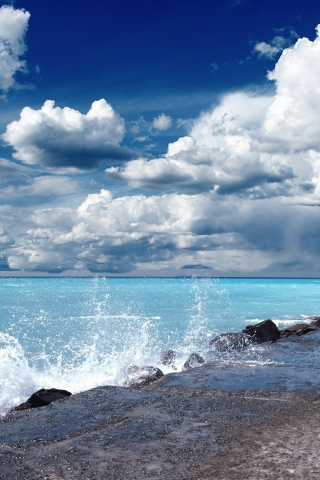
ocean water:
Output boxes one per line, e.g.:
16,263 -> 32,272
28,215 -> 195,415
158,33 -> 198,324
1,277 -> 320,414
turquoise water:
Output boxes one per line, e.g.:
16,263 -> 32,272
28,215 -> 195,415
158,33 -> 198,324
0,277 -> 319,414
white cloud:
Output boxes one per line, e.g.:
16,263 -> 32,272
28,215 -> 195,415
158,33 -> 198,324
2,99 -> 131,169
4,26 -> 320,276
5,188 -> 320,275
264,28 -> 320,152
0,176 -> 79,200
254,30 -> 298,59
0,228 -> 13,245
106,27 -> 320,202
2,189 -> 233,272
132,136 -> 150,142
152,113 -> 172,131
254,41 -> 280,59
0,5 -> 30,90
130,116 -> 148,135
130,114 -> 172,137
106,93 -> 295,195
0,157 -> 29,183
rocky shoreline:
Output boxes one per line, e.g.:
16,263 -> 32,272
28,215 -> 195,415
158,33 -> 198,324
14,315 -> 320,413
2,316 -> 320,479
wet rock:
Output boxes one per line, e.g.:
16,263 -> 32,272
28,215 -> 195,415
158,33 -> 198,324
209,332 -> 251,352
242,319 -> 280,343
279,323 -> 309,338
183,353 -> 205,370
14,388 -> 72,411
159,350 -> 176,366
308,316 -> 320,329
307,316 -> 320,322
279,317 -> 320,339
127,365 -> 164,388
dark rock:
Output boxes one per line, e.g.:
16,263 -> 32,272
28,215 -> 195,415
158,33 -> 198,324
209,332 -> 251,352
127,365 -> 164,388
307,316 -> 320,323
296,325 -> 319,336
242,319 -> 280,343
279,317 -> 320,338
279,323 -> 309,338
14,388 -> 72,411
159,350 -> 176,366
309,316 -> 320,328
183,353 -> 205,370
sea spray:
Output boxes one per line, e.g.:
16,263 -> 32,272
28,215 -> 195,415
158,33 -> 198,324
0,333 -> 35,415
0,277 -> 318,414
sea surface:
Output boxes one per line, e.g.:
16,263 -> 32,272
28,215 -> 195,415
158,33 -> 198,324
1,277 -> 320,415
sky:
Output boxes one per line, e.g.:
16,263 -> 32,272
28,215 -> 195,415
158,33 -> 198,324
1,0 -> 320,276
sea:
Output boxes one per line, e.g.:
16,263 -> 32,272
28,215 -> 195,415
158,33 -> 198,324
1,277 -> 320,415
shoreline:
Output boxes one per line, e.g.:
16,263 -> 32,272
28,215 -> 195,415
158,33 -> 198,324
2,319 -> 320,479
2,334 -> 320,480
1,378 -> 319,479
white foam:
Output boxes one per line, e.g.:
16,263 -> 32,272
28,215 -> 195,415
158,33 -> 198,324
0,278 -> 296,416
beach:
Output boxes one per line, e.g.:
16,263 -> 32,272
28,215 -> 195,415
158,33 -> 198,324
1,331 -> 320,480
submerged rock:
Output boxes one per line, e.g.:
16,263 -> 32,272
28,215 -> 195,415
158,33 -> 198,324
14,388 -> 72,411
209,332 -> 251,352
242,319 -> 280,343
183,353 -> 205,370
127,365 -> 164,388
159,350 -> 176,366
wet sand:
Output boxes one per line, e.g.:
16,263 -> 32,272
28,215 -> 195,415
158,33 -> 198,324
1,333 -> 320,479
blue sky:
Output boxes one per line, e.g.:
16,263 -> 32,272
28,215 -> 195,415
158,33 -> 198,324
1,0 -> 320,276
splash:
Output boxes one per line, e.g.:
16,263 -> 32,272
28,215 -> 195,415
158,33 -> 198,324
1,276 -> 308,415
0,333 -> 36,415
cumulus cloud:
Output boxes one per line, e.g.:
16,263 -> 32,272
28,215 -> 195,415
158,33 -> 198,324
4,26 -> 320,275
0,5 -> 30,91
152,113 -> 172,131
3,189 -> 250,272
106,93 -> 295,195
3,99 -> 131,169
4,188 -> 320,275
106,27 -> 320,202
264,28 -> 320,152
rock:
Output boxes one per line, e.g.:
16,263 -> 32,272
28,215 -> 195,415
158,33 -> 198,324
307,316 -> 320,323
159,350 -> 176,366
309,316 -> 320,328
209,332 -> 251,352
14,388 -> 72,411
279,323 -> 309,338
127,365 -> 164,388
242,319 -> 280,344
183,353 -> 205,370
297,325 -> 319,335
279,317 -> 320,338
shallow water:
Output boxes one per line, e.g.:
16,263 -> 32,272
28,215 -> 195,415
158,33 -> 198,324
1,277 -> 320,414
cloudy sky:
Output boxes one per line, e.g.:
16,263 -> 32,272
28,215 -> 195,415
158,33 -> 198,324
1,0 -> 320,276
